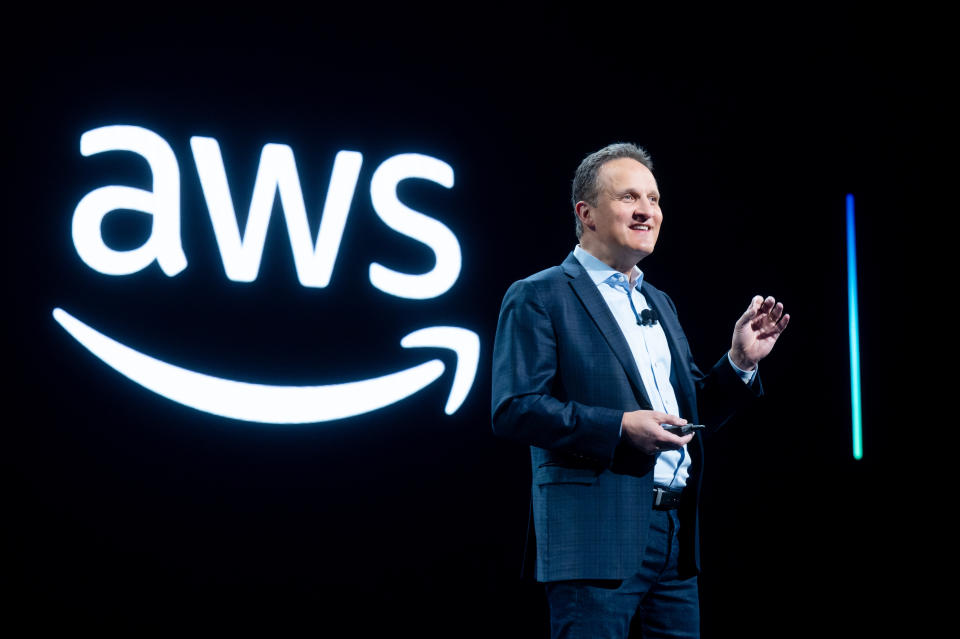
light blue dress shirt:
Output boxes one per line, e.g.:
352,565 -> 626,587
572,245 -> 755,489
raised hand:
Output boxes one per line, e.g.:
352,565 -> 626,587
728,295 -> 790,371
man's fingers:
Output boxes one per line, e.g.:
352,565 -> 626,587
741,295 -> 790,329
669,432 -> 694,447
738,295 -> 764,325
623,411 -> 694,454
748,295 -> 763,316
768,302 -> 784,323
657,432 -> 694,450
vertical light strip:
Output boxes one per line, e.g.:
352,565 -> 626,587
846,193 -> 863,460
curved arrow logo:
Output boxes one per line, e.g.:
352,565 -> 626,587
52,308 -> 479,423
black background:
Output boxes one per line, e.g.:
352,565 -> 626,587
7,6 -> 942,636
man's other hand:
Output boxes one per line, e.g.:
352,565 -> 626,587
621,411 -> 694,455
729,295 -> 790,371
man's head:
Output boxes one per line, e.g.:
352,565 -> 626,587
571,143 -> 654,238
572,143 -> 662,272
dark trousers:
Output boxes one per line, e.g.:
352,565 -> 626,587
544,509 -> 700,639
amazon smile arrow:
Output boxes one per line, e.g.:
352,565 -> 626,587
52,308 -> 479,423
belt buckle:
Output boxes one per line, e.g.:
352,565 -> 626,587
654,487 -> 664,507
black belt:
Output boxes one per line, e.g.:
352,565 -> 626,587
652,486 -> 684,510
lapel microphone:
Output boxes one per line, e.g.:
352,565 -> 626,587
638,308 -> 660,327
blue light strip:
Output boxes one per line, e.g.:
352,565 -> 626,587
846,194 -> 863,460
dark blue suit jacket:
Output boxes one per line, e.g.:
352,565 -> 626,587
492,252 -> 760,582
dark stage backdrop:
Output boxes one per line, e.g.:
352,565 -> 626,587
7,8 -> 936,637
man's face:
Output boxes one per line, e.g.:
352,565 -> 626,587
580,157 -> 662,266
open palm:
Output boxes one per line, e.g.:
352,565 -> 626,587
729,296 -> 790,370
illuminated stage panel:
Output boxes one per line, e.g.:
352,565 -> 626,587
847,193 -> 862,460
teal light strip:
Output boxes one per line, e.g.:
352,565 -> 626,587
846,194 -> 863,460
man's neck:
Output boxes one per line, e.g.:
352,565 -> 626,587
577,242 -> 641,281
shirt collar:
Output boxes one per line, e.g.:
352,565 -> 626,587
573,244 -> 645,291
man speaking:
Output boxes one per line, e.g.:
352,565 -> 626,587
491,143 -> 789,638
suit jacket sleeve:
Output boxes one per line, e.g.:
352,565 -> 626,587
491,278 -> 623,463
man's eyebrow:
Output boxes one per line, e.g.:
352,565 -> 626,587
612,188 -> 660,198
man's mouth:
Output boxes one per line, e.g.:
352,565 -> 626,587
630,224 -> 651,231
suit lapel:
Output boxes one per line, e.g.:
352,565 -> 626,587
561,253 -> 652,409
641,282 -> 698,420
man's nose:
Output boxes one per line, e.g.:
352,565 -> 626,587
633,199 -> 652,216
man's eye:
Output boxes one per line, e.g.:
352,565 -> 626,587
621,194 -> 635,202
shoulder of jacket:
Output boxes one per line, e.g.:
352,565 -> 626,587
521,264 -> 566,285
501,264 -> 569,311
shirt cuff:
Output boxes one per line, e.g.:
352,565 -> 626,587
727,352 -> 757,385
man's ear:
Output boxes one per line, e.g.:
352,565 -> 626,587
575,201 -> 594,232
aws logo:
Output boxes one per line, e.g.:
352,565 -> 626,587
54,125 -> 479,423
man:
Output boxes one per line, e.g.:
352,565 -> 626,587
491,143 -> 789,638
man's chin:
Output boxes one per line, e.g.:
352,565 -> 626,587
633,246 -> 655,262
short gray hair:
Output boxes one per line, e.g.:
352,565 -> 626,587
571,143 -> 654,238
